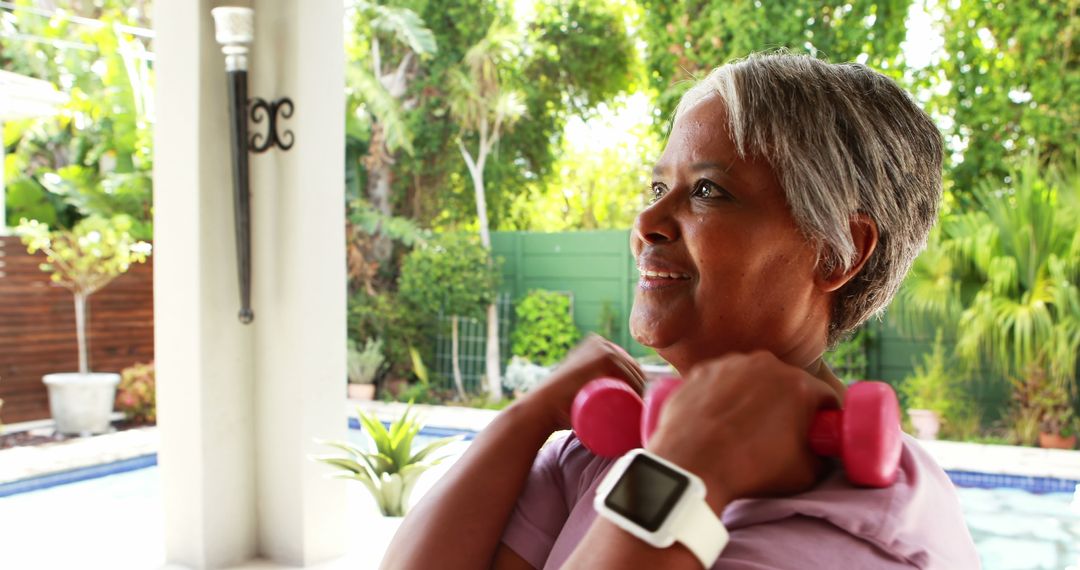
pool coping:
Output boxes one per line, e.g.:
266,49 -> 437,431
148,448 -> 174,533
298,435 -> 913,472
2,403 -> 1078,497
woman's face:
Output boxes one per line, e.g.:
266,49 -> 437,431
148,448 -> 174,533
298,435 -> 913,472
629,94 -> 829,373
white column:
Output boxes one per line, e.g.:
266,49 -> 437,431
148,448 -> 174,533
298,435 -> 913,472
248,0 -> 347,564
153,0 -> 346,568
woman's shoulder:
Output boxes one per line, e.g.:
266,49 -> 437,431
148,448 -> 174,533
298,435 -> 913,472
535,431 -> 617,501
722,434 -> 981,569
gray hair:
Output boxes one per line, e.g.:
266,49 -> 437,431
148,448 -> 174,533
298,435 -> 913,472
674,52 -> 943,346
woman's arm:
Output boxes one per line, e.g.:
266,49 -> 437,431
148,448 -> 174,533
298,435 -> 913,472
380,336 -> 646,570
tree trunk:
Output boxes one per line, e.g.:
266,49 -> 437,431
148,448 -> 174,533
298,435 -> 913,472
485,302 -> 501,399
464,155 -> 502,399
74,292 -> 89,374
365,124 -> 394,265
451,315 -> 466,400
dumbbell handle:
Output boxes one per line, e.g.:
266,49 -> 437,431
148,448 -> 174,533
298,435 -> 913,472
640,377 -> 846,456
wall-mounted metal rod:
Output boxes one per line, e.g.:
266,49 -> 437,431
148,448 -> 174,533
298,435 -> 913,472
225,67 -> 254,324
212,7 -> 255,324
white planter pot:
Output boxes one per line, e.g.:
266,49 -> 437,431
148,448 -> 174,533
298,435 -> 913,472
42,372 -> 121,435
907,408 -> 941,440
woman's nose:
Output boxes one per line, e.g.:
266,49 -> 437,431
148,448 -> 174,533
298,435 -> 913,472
632,198 -> 680,247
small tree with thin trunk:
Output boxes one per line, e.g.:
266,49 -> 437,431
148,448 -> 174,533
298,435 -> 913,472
17,215 -> 151,375
448,24 -> 526,399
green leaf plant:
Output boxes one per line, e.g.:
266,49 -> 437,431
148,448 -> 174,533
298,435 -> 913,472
896,156 -> 1079,439
314,405 -> 461,517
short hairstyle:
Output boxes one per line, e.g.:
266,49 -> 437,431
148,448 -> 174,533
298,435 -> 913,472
674,52 -> 944,346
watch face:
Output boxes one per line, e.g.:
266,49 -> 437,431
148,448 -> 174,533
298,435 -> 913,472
603,453 -> 690,532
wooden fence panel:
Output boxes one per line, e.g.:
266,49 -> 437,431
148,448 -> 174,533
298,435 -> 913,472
0,236 -> 154,424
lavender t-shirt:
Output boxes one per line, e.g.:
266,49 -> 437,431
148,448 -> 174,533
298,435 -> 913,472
501,433 -> 980,569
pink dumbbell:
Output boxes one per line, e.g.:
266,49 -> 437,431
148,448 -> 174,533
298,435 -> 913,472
571,376 -> 903,488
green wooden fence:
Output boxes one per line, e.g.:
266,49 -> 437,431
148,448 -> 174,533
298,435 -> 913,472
492,230 -> 643,356
489,229 -> 1011,419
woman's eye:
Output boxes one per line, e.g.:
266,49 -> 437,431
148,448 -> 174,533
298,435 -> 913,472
693,180 -> 725,199
648,183 -> 667,203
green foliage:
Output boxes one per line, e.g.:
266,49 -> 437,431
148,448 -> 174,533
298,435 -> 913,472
507,101 -> 660,231
900,331 -> 955,413
1007,366 -> 1078,444
921,0 -> 1078,193
826,327 -> 871,380
899,331 -> 982,440
398,233 -> 501,320
596,301 -> 620,341
637,0 -> 910,136
2,4 -> 154,235
511,290 -> 580,366
314,405 -> 461,516
116,361 -> 155,425
348,338 -> 385,385
386,381 -> 449,405
379,0 -> 637,230
16,215 -> 151,297
898,157 -> 1080,393
349,290 -> 425,381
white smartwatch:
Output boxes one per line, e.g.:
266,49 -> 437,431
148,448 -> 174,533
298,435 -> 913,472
594,449 -> 729,568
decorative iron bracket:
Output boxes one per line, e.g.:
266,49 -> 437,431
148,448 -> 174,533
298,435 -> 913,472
249,97 -> 294,152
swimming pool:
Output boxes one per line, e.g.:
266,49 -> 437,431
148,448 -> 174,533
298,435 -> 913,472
0,431 -> 1077,570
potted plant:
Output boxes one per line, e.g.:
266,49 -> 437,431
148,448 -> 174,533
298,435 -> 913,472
1010,366 -> 1078,449
314,405 -> 460,517
16,215 -> 151,435
901,332 -> 955,440
347,338 -> 384,400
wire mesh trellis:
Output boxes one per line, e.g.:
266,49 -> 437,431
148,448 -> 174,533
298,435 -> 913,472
433,293 -> 513,395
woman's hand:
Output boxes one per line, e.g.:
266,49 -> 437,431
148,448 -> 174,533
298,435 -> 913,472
647,351 -> 841,512
518,334 -> 648,432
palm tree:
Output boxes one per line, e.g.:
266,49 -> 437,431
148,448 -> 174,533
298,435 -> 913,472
897,156 -> 1080,402
448,24 -> 526,399
346,0 -> 436,264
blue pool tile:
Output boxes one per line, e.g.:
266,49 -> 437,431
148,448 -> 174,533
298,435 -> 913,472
947,470 -> 1080,495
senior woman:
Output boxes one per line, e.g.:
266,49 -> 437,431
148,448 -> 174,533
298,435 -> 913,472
382,53 -> 979,569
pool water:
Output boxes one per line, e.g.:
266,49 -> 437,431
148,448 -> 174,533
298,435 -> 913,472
0,436 -> 1077,569
957,486 -> 1080,570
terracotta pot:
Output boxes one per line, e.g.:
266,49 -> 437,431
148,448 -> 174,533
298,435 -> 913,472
1038,432 -> 1077,450
347,383 -> 376,401
907,408 -> 941,440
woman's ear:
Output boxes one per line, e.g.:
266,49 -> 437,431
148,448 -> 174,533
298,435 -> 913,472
815,213 -> 879,293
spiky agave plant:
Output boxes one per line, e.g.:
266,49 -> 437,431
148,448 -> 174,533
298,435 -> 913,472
315,405 -> 461,516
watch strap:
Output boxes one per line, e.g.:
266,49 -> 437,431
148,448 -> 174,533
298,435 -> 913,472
675,497 -> 729,567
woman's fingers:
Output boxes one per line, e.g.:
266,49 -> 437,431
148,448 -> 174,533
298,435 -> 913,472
648,351 -> 839,503
522,335 -> 646,431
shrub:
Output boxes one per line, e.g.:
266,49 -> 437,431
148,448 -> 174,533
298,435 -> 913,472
511,290 -> 579,366
899,331 -> 981,440
116,361 -> 155,425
